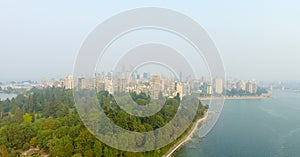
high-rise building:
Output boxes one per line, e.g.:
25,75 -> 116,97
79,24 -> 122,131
246,81 -> 253,93
206,84 -> 213,95
237,81 -> 246,91
95,79 -> 105,92
246,81 -> 257,94
143,72 -> 150,79
225,78 -> 236,91
214,77 -> 223,94
176,82 -> 183,100
104,78 -> 113,94
150,75 -> 162,99
65,75 -> 74,89
51,79 -> 61,88
179,72 -> 183,82
78,77 -> 87,89
183,82 -> 190,96
163,78 -> 174,96
116,78 -> 127,93
252,82 -> 258,94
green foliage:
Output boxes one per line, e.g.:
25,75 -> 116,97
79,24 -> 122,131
256,87 -> 269,96
23,113 -> 33,123
130,92 -> 151,104
100,92 -> 179,132
0,87 -> 206,157
13,107 -> 24,123
30,137 -> 38,147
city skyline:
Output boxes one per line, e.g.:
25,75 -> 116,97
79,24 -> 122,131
0,71 -> 266,97
1,2 -> 300,157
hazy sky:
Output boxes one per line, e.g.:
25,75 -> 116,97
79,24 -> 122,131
0,0 -> 299,81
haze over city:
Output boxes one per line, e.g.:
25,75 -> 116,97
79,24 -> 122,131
1,0 -> 299,81
1,1 -> 300,157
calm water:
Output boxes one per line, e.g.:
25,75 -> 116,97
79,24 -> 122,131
175,91 -> 300,157
0,93 -> 17,101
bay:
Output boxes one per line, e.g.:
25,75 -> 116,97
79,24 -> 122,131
175,90 -> 300,157
0,93 -> 17,101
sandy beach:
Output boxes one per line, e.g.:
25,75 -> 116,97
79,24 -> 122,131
163,111 -> 208,157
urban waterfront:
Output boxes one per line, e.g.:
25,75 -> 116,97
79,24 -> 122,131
175,90 -> 300,157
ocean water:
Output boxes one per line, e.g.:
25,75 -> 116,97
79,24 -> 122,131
0,93 -> 17,101
175,91 -> 300,157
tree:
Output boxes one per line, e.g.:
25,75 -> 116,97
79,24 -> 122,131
72,154 -> 82,157
93,141 -> 103,157
136,98 -> 147,106
43,101 -> 61,118
22,142 -> 30,151
74,129 -> 94,154
0,87 -> 207,157
49,136 -> 74,157
23,113 -> 32,123
84,149 -> 93,157
13,107 -> 24,123
37,129 -> 54,151
30,137 -> 38,147
103,147 -> 109,157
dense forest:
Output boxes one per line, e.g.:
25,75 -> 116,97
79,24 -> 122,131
0,87 -> 207,157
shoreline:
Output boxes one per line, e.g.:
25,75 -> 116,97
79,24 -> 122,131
199,95 -> 270,101
163,111 -> 208,157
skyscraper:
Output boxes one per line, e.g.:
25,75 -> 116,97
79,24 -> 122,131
237,81 -> 246,91
246,81 -> 257,94
215,77 -> 223,94
150,75 -> 162,99
65,75 -> 74,89
207,84 -> 213,95
176,82 -> 183,100
78,77 -> 87,89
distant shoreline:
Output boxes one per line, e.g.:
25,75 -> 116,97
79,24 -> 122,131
199,95 -> 270,101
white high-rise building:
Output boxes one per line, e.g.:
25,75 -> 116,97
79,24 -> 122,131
215,77 -> 223,94
65,75 -> 74,89
177,82 -> 183,96
206,84 -> 213,95
237,81 -> 246,91
104,78 -> 113,94
246,81 -> 257,94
